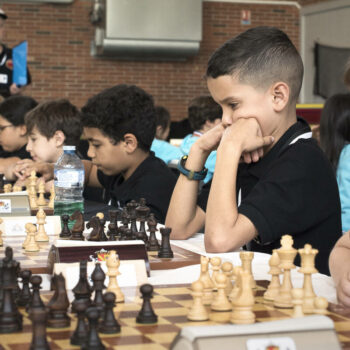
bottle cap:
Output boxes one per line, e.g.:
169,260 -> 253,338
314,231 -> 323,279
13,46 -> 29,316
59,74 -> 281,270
63,146 -> 76,151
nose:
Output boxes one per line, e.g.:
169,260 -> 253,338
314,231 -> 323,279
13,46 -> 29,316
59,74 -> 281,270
221,108 -> 234,127
87,144 -> 95,159
26,140 -> 32,152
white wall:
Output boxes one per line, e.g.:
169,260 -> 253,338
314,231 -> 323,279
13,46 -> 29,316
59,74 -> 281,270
300,0 -> 350,103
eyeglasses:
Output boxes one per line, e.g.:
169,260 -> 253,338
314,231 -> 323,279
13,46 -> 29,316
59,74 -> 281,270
0,125 -> 14,132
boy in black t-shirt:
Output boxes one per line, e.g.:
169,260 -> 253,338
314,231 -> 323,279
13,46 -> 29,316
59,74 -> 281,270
80,84 -> 176,223
166,26 -> 341,275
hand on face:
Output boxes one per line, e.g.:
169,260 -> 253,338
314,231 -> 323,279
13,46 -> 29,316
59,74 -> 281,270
194,123 -> 225,154
219,117 -> 274,163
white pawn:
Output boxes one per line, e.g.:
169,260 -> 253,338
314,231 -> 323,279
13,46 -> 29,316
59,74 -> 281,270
264,250 -> 281,302
23,222 -> 32,249
37,182 -> 47,207
106,250 -> 124,303
25,223 -> 40,252
313,296 -> 328,315
187,280 -> 209,321
211,273 -> 232,311
292,288 -> 304,318
210,257 -> 222,290
229,266 -> 242,301
35,208 -> 49,242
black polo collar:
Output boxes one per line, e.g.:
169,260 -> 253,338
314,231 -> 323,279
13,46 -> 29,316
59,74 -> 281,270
240,117 -> 311,179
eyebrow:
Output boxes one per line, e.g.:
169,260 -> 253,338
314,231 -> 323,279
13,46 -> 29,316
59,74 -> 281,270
219,96 -> 238,104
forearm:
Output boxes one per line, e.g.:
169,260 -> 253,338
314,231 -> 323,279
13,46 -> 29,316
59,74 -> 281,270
205,144 -> 241,251
165,144 -> 209,239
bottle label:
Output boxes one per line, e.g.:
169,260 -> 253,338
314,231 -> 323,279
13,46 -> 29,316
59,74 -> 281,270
54,170 -> 84,188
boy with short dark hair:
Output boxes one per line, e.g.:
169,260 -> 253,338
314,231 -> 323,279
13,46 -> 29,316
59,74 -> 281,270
81,85 -> 177,223
180,96 -> 222,183
0,95 -> 37,174
150,105 -> 182,164
166,26 -> 341,275
9,99 -> 82,182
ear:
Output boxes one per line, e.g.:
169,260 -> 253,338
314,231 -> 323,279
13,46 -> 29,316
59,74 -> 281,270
19,124 -> 27,136
53,130 -> 65,147
122,133 -> 138,153
155,125 -> 163,139
270,82 -> 289,112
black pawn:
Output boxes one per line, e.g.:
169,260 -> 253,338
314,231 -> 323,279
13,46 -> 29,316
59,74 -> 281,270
99,292 -> 121,334
72,261 -> 92,308
136,199 -> 149,243
17,269 -> 32,307
29,306 -> 50,350
107,210 -> 119,241
70,299 -> 89,346
136,284 -> 158,324
91,263 -> 106,315
27,275 -> 45,312
82,307 -> 105,350
158,227 -> 174,258
59,214 -> 71,239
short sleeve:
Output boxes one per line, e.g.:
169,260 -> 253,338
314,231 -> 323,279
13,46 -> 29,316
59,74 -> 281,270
238,143 -> 338,244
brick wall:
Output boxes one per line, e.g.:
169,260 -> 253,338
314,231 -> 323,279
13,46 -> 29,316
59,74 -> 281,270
1,0 -> 307,120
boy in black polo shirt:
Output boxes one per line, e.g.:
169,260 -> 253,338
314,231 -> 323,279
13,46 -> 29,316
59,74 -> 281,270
80,84 -> 176,223
166,26 -> 341,275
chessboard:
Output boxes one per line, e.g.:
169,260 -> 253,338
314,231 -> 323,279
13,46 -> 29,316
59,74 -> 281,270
0,236 -> 201,274
3,282 -> 350,350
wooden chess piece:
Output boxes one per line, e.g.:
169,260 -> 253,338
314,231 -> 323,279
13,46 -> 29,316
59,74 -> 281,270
187,280 -> 209,321
210,257 -> 221,290
127,200 -> 139,236
91,263 -> 106,316
106,250 -> 124,303
25,223 -> 40,252
70,299 -> 89,346
136,284 -> 158,324
82,307 -> 106,350
87,214 -> 106,241
4,183 -> 12,193
107,210 -> 119,241
0,173 -> 4,189
146,213 -> 160,251
230,270 -> 255,324
274,235 -> 297,309
198,256 -> 214,306
0,247 -> 22,333
264,250 -> 281,302
298,243 -> 318,313
229,266 -> 242,301
240,251 -> 256,289
59,214 -> 71,239
292,288 -> 304,318
35,208 -> 49,242
72,261 -> 92,308
0,218 -> 3,247
135,198 -> 149,243
17,270 -> 32,307
28,275 -> 45,312
221,261 -> 234,296
158,227 -> 174,258
211,273 -> 232,311
29,190 -> 38,210
99,292 -> 121,334
48,184 -> 55,209
313,296 -> 328,315
47,273 -> 70,328
29,306 -> 50,350
37,182 -> 47,207
96,212 -> 108,241
23,222 -> 33,249
70,210 -> 85,241
12,185 -> 22,192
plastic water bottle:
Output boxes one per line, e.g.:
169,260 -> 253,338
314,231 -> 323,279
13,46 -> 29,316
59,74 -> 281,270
54,146 -> 84,229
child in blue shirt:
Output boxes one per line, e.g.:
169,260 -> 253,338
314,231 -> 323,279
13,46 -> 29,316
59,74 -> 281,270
150,106 -> 182,164
320,93 -> 350,233
180,96 -> 222,184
